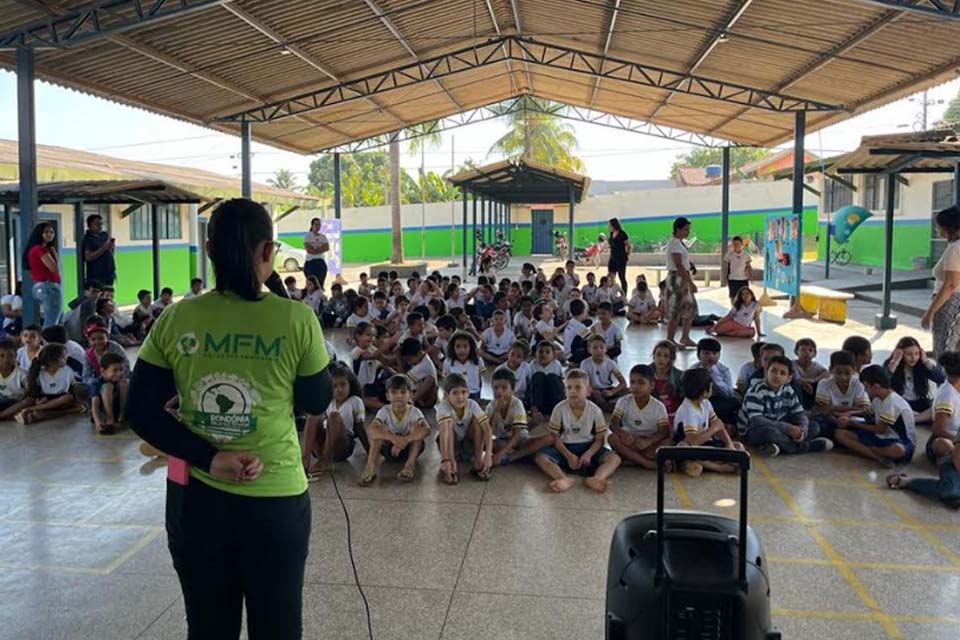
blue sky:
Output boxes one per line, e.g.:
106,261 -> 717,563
1,69 -> 958,186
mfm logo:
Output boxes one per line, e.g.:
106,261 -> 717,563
179,332 -> 284,359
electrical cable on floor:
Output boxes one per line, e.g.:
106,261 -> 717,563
330,469 -> 375,640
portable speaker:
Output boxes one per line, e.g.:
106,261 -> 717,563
605,447 -> 781,640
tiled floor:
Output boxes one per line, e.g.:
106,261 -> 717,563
2,267 -> 959,639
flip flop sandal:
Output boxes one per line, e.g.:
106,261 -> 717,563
470,468 -> 491,482
439,459 -> 457,485
886,473 -> 908,489
397,468 -> 415,482
359,472 -> 377,486
98,424 -> 115,436
15,411 -> 32,425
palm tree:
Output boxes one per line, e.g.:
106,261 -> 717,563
488,97 -> 584,172
407,122 -> 443,257
267,168 -> 299,191
389,139 -> 402,264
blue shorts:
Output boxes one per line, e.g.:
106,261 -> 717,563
538,441 -> 610,474
856,431 -> 915,464
673,428 -> 725,447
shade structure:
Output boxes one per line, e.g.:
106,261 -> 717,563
0,179 -> 205,205
447,157 -> 589,204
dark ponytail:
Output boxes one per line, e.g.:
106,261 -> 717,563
27,343 -> 66,398
208,199 -> 274,301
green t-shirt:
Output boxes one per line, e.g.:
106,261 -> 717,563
138,291 -> 329,497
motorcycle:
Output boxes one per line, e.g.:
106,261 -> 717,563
476,230 -> 513,271
574,234 -> 607,267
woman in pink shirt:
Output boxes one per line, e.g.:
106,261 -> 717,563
22,223 -> 61,328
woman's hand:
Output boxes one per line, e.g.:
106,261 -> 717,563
922,310 -> 933,330
209,451 -> 263,482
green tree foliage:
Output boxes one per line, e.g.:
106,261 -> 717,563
669,147 -> 770,179
267,168 -> 300,192
941,88 -> 960,126
487,97 -> 585,172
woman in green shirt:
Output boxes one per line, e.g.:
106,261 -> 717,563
128,199 -> 332,640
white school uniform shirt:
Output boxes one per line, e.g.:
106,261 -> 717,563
446,293 -> 464,311
595,287 -> 613,304
375,404 -> 425,436
1,294 -> 21,330
436,398 -> 487,440
815,377 -> 870,410
666,237 -> 691,272
582,284 -> 598,305
629,290 -> 656,313
530,359 -> 564,377
486,395 -> 528,439
535,319 -> 556,341
563,318 -> 591,358
65,339 -> 88,380
675,398 -> 717,436
723,250 -> 751,280
495,360 -> 532,400
16,346 -> 36,372
794,359 -> 827,383
933,239 -> 960,294
613,395 -> 669,437
564,272 -> 580,288
303,290 -> 323,314
482,326 -> 515,356
933,383 -> 960,440
0,366 -> 26,401
871,392 -> 916,445
737,362 -> 759,389
581,357 -> 621,390
549,399 -> 607,445
38,366 -> 74,396
405,356 -> 437,393
442,359 -> 484,395
351,345 -> 381,386
304,230 -> 328,261
326,396 -> 365,437
731,301 -> 758,327
346,310 -> 375,327
513,311 -> 534,340
594,321 -> 623,350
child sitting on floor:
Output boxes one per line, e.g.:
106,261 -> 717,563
530,341 -> 566,422
651,340 -> 684,421
627,276 -> 660,325
793,338 -> 828,410
495,341 -> 532,404
736,342 -> 766,394
834,364 -> 916,468
90,352 -> 128,435
399,337 -> 438,409
16,324 -> 42,371
443,331 -> 484,402
534,368 -> 622,493
0,337 -> 30,421
673,368 -> 745,477
884,336 -> 944,424
302,363 -> 364,478
479,310 -> 515,366
563,299 -> 592,366
692,338 -> 739,427
581,335 -> 627,413
436,373 -> 492,484
841,335 -> 872,372
487,368 -> 550,466
926,351 -> 960,466
738,355 -> 832,457
707,286 -> 761,338
813,350 -> 870,440
608,364 -> 672,469
533,301 -> 562,348
16,344 -> 87,425
360,375 -> 430,486
593,302 -> 623,359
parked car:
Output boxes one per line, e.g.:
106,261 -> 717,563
275,241 -> 307,272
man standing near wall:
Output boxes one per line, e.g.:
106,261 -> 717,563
83,214 -> 116,287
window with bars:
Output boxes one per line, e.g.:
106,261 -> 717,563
823,177 -> 853,213
130,205 -> 182,240
863,175 -> 901,211
933,179 -> 956,211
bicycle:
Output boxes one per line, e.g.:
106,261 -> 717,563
830,245 -> 851,266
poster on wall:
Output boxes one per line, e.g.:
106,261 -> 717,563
763,213 -> 800,296
320,219 -> 343,276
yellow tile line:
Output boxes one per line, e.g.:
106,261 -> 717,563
773,608 -> 960,627
849,472 -> 960,568
768,556 -> 960,572
669,473 -> 693,509
753,457 -> 902,639
100,528 -> 163,575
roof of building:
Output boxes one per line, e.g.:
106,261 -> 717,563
0,179 -> 205,205
738,149 -> 820,177
2,2 -> 960,153
675,167 -> 716,187
0,139 -> 319,209
447,157 -> 589,203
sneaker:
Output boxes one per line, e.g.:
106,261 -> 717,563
759,443 -> 780,457
807,437 -> 834,453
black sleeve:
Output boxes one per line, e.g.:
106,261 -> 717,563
927,363 -> 946,385
126,359 -> 218,472
264,271 -> 289,299
294,365 -> 333,416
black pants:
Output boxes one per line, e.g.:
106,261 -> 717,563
531,372 -> 565,415
608,259 -> 628,293
727,279 -> 748,300
304,259 -> 327,290
166,479 -> 311,640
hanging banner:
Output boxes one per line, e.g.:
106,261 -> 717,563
320,219 -> 343,276
763,213 -> 800,296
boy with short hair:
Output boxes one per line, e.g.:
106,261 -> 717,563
593,302 -> 624,359
151,287 -> 174,316
582,272 -> 599,312
609,364 -> 671,469
16,324 -> 42,371
360,375 -> 430,485
722,235 -> 752,300
513,296 -> 535,342
184,277 -> 203,299
0,337 -> 31,420
794,338 -> 828,409
487,368 -> 550,466
736,342 -> 766,394
841,335 -> 873,372
834,364 -> 916,468
284,276 -> 302,300
91,352 -> 128,435
814,350 -> 870,439
739,355 -> 832,457
399,337 -> 438,409
692,338 -> 739,425
563,299 -> 591,364
479,310 -> 516,366
563,259 -> 580,288
927,351 -> 960,465
530,341 -> 566,421
581,335 -> 627,412
534,369 -> 622,493
435,373 -> 491,484
495,341 -> 533,404
674,368 -> 744,476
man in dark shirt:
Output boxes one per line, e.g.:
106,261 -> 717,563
83,214 -> 116,286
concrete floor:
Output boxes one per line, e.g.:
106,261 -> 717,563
2,265 -> 959,639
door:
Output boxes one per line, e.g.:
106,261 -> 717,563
531,209 -> 554,254
197,218 -> 211,287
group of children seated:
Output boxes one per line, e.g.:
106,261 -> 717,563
293,264 -> 954,501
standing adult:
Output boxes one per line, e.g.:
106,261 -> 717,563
127,199 -> 333,640
606,217 -> 631,293
23,222 -> 62,328
82,214 -> 116,287
303,217 -> 330,290
664,217 -> 698,349
923,206 -> 960,358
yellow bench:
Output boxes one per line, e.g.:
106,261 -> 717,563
799,285 -> 855,323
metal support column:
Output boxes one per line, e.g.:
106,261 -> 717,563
17,46 -> 38,325
3,204 -> 11,294
875,173 -> 898,329
240,121 -> 252,199
720,146 -> 731,258
954,162 -> 960,205
792,111 -> 806,303
151,204 -> 161,300
333,152 -> 342,220
824,223 -> 832,280
73,201 -> 85,301
506,204 -> 511,241
461,188 -> 468,269
568,183 -> 575,262
471,191 -> 478,276
481,197 -> 486,248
